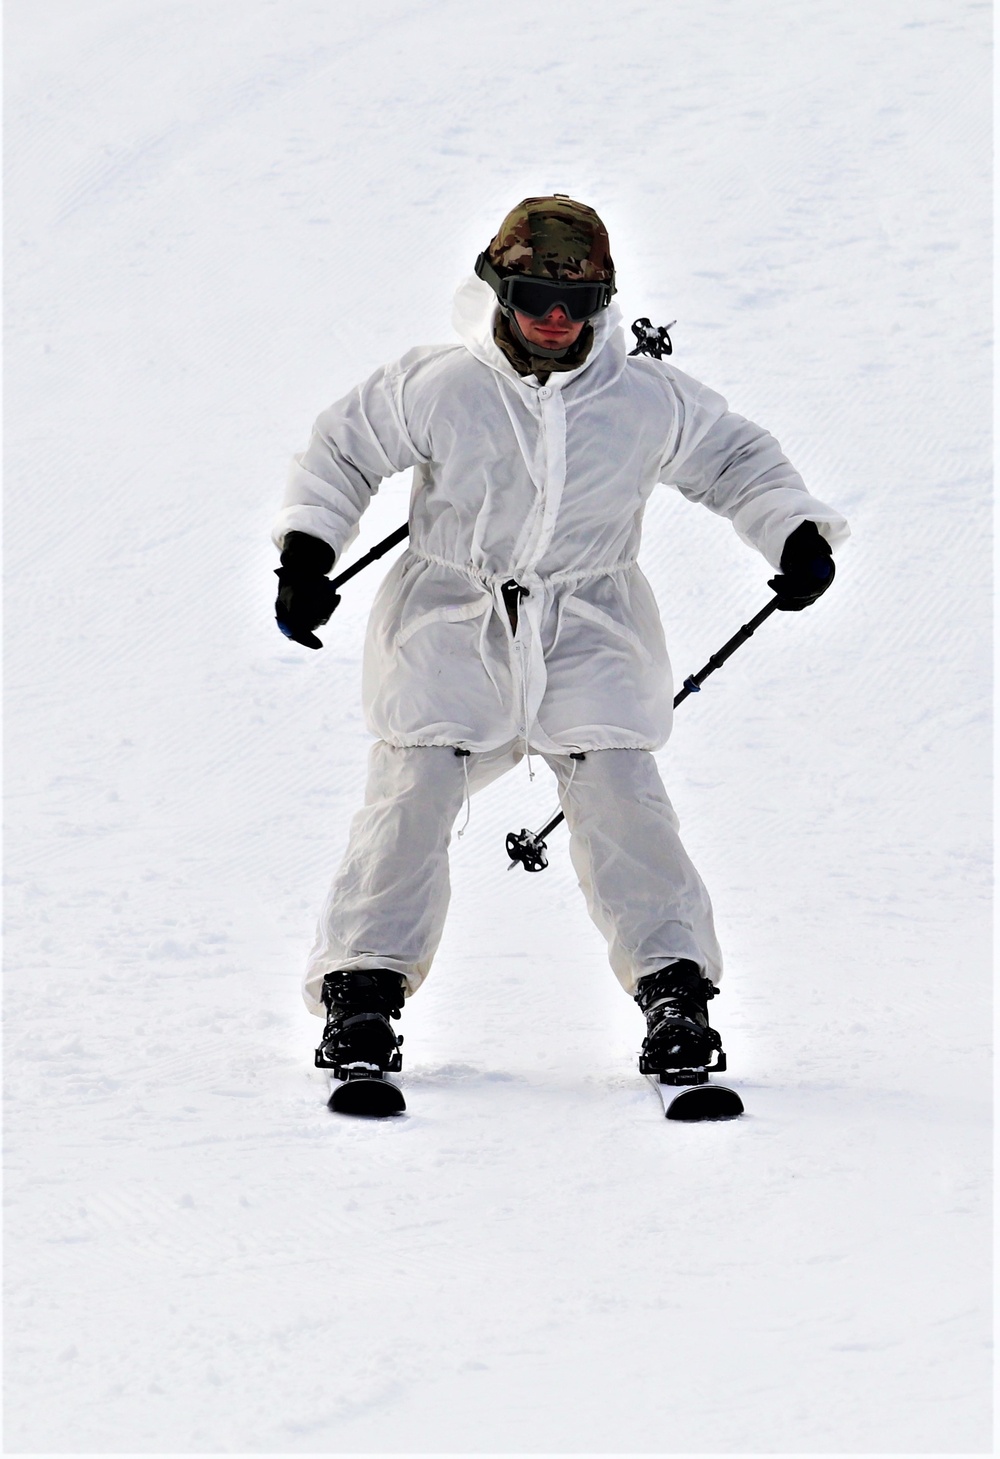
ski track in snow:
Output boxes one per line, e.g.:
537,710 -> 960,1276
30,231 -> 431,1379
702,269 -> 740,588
4,0 -> 991,1452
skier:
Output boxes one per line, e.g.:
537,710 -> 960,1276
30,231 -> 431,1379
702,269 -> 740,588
272,195 -> 849,1091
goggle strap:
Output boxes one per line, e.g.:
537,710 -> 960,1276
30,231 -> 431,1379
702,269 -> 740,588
475,252 -> 505,294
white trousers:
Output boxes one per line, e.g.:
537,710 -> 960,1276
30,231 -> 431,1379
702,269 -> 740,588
303,742 -> 723,1015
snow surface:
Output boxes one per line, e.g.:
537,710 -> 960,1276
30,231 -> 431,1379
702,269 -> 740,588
4,0 -> 992,1453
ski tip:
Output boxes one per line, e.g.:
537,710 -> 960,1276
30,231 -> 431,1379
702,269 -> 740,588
328,1076 -> 406,1118
665,1083 -> 744,1122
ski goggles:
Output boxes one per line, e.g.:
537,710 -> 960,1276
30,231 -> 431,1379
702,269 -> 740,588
475,253 -> 614,320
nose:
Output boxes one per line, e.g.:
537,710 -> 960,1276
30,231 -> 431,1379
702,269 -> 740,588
542,304 -> 571,324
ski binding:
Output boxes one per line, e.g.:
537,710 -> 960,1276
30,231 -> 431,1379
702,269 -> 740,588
327,1063 -> 406,1118
646,1066 -> 744,1122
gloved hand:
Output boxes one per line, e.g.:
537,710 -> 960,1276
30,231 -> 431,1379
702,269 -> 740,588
274,531 -> 340,648
768,521 -> 835,611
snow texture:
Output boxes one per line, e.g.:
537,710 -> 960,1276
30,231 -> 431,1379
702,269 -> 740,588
4,0 -> 992,1453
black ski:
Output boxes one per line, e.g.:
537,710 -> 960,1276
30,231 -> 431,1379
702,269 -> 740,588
646,1072 -> 744,1122
327,1068 -> 406,1118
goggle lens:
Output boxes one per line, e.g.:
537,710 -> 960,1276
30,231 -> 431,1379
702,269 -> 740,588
500,275 -> 610,321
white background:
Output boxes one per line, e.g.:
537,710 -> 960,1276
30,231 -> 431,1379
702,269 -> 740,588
5,0 -> 991,1452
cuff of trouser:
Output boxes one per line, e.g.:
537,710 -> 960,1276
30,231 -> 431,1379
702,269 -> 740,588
303,957 -> 423,1015
620,957 -> 721,998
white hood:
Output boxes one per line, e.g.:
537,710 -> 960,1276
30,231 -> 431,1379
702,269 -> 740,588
450,274 -> 625,390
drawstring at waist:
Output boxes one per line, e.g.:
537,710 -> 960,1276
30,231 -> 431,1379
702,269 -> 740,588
407,546 -> 638,589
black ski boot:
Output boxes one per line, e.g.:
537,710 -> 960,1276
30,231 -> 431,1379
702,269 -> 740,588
635,960 -> 726,1085
314,968 -> 406,1079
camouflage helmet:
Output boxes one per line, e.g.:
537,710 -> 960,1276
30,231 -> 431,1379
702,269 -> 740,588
484,194 -> 615,286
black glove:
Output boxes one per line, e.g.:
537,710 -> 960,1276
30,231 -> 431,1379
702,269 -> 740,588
274,531 -> 340,649
768,521 -> 835,611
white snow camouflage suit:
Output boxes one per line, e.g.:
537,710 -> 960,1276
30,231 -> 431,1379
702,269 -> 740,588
273,278 -> 850,1014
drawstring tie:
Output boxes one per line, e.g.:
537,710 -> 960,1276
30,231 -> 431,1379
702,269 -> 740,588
564,751 -> 583,800
454,748 -> 472,837
523,677 -> 535,781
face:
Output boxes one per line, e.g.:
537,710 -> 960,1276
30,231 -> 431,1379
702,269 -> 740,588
513,304 -> 587,351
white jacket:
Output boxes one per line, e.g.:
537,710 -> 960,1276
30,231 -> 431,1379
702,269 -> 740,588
273,278 -> 850,754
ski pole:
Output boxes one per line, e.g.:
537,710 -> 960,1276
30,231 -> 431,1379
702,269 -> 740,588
330,522 -> 410,591
506,595 -> 783,871
672,595 -> 781,704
